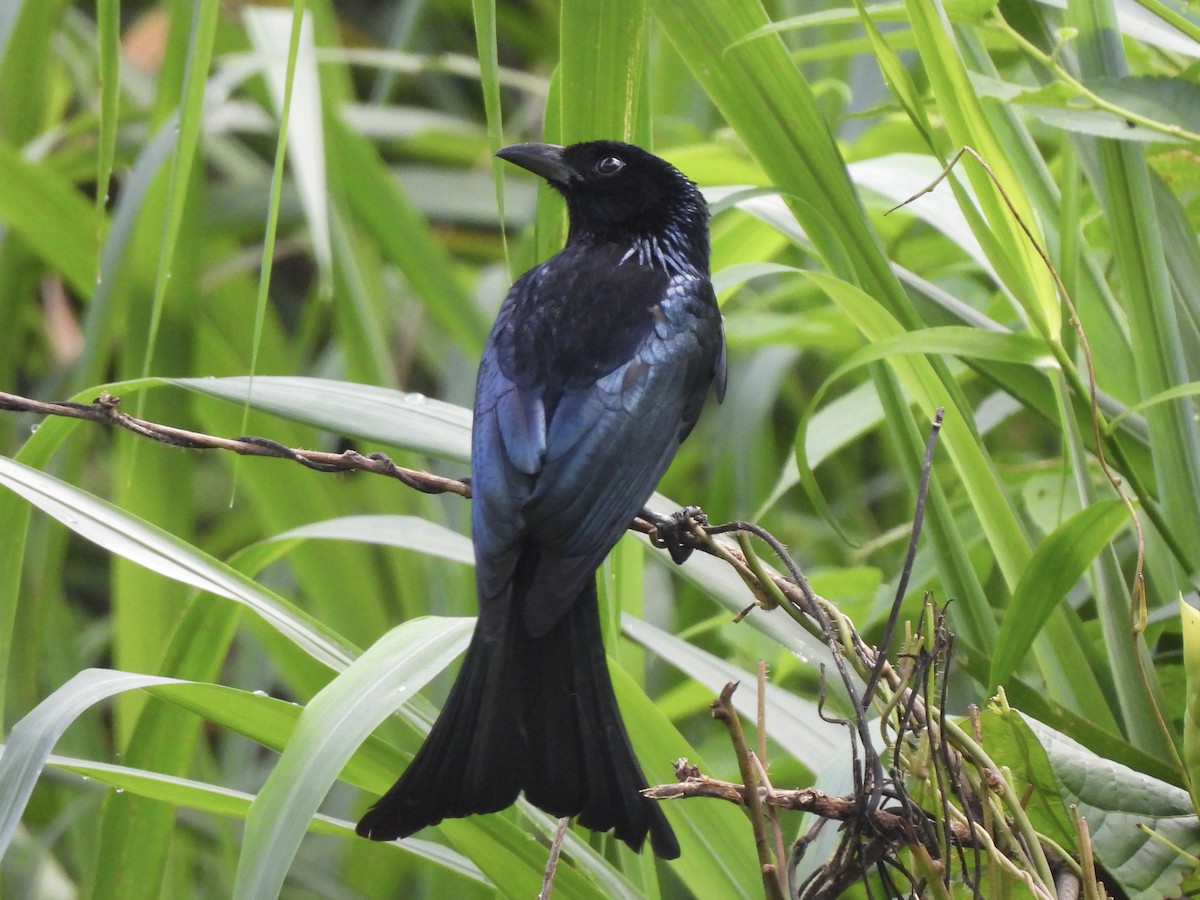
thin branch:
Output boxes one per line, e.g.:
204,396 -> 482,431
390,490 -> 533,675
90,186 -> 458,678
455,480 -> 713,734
712,683 -> 787,900
863,407 -> 943,707
0,389 -> 471,497
646,764 -> 974,847
538,816 -> 571,900
755,661 -> 790,900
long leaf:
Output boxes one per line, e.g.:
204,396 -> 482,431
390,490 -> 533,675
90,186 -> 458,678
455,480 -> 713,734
234,616 -> 472,899
0,455 -> 355,670
990,500 -> 1130,687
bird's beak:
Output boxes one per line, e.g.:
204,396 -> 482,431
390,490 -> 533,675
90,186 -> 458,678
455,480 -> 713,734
495,143 -> 573,186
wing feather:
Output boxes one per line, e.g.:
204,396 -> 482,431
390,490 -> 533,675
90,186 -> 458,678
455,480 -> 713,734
471,269 -> 724,636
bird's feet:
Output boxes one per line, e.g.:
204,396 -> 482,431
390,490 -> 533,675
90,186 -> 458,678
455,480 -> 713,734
644,505 -> 708,564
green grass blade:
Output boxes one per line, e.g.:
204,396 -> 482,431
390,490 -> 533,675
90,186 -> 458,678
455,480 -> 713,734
798,271 -> 1030,616
242,3 -> 326,438
0,137 -> 98,297
610,664 -> 761,898
44,752 -> 487,884
138,0 -> 219,387
90,599 -> 241,900
472,0 -> 510,273
559,0 -> 651,144
1069,0 -> 1200,570
323,111 -> 489,353
95,0 -> 119,244
0,455 -> 355,669
901,0 -> 1060,340
234,617 -> 472,900
171,375 -> 472,460
990,500 -> 1130,688
623,616 -> 843,771
244,5 -> 331,283
0,0 -> 67,142
0,669 -> 184,857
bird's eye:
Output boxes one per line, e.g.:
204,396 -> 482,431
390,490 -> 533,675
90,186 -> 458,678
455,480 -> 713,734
595,156 -> 625,176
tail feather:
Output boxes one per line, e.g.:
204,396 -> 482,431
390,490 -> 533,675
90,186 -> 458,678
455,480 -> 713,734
357,579 -> 680,859
355,621 -> 524,840
558,587 -> 677,858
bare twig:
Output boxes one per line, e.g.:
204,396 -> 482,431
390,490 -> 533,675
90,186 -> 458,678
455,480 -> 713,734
0,389 -> 471,497
704,519 -> 885,816
712,683 -> 786,900
755,661 -> 790,899
646,764 -> 973,846
863,407 -> 943,707
538,816 -> 572,900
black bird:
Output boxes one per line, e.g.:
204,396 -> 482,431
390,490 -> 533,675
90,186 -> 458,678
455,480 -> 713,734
357,141 -> 726,859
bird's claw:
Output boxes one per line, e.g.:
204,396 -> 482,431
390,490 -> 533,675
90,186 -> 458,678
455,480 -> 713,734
646,505 -> 707,564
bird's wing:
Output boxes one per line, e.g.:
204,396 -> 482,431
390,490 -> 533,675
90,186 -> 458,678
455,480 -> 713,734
517,275 -> 722,635
470,328 -> 541,608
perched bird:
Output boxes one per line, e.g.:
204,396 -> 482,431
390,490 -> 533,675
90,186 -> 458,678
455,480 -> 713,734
357,141 -> 726,860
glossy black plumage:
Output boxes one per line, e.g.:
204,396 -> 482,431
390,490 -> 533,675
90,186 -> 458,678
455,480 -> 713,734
357,141 -> 726,859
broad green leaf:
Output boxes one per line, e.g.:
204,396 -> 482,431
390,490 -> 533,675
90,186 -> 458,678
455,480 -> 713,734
1027,716 -> 1200,899
972,706 -> 1076,847
990,500 -> 1130,688
1023,107 -> 1189,143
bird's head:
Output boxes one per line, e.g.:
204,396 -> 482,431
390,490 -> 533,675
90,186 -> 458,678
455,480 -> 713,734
496,140 -> 708,264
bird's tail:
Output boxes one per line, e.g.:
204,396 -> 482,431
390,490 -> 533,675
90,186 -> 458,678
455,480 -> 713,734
356,581 -> 680,859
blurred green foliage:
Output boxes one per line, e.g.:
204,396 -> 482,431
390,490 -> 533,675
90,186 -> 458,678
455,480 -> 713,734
1,0 -> 1199,897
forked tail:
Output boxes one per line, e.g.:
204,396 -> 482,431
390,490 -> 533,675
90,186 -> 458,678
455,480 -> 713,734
356,581 -> 679,859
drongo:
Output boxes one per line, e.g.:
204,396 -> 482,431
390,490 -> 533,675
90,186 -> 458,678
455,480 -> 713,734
357,141 -> 726,860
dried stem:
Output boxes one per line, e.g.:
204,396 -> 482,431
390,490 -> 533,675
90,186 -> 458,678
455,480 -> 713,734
538,816 -> 571,900
711,683 -> 786,900
0,390 -> 470,497
647,764 -> 973,846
